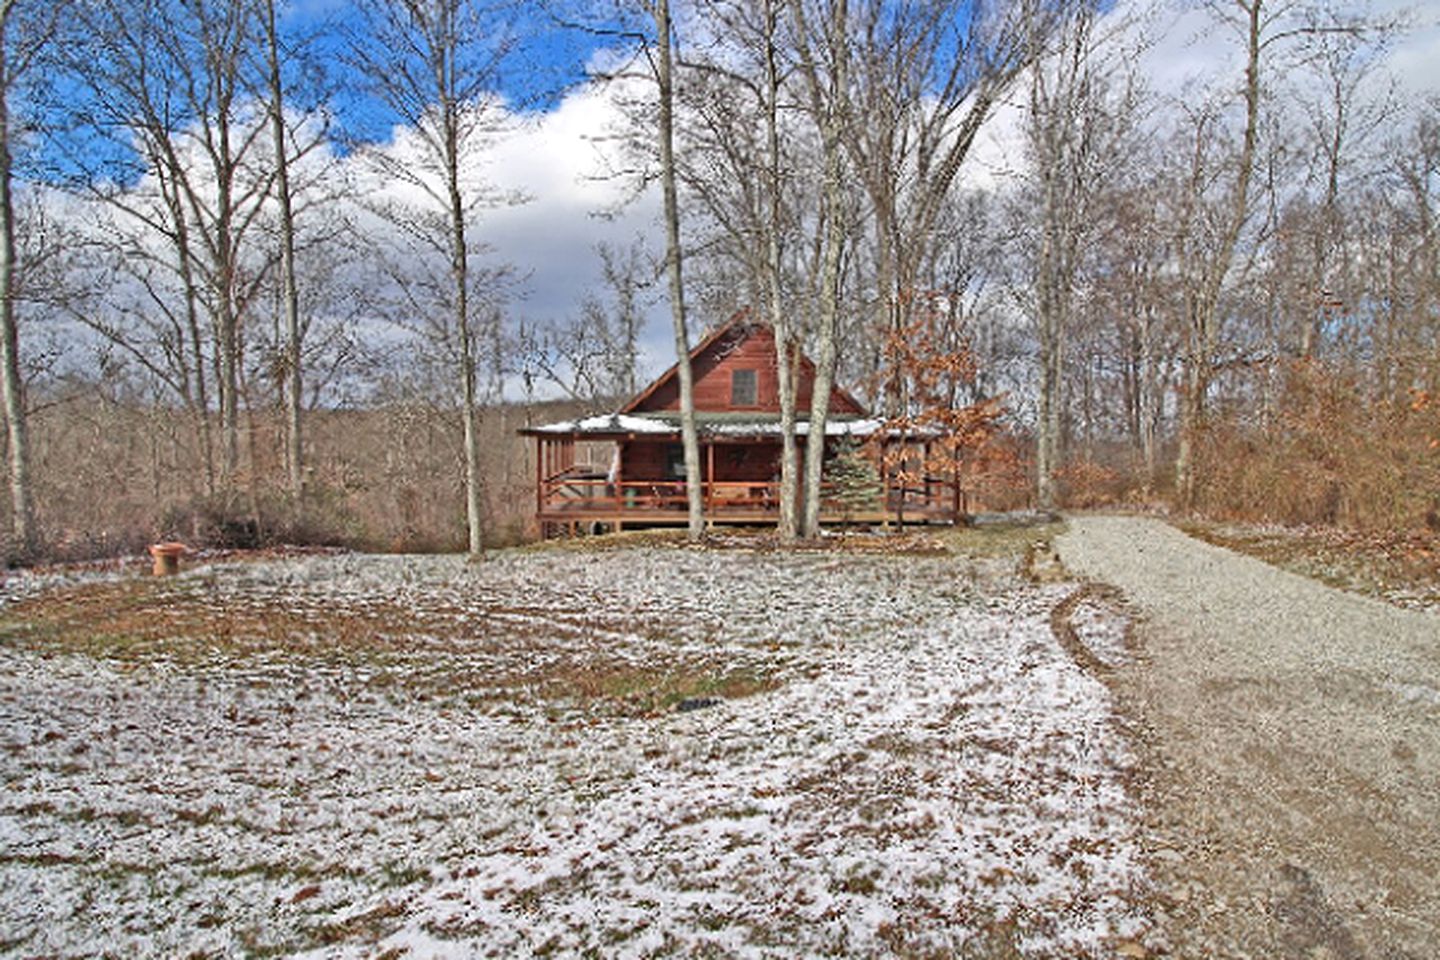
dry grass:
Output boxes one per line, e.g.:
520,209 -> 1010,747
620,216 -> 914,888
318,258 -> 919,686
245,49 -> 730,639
16,397 -> 588,562
1,545 -> 1148,956
940,519 -> 1067,559
1,516 -> 1060,716
0,571 -> 778,713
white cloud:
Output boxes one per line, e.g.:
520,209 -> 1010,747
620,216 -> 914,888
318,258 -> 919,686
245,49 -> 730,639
964,0 -> 1440,189
339,71 -> 674,392
481,79 -> 662,325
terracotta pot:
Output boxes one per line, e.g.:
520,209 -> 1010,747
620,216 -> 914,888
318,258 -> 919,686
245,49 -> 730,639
148,542 -> 187,577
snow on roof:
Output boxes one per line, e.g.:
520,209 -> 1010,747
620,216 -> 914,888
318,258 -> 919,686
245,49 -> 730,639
528,414 -> 892,439
529,413 -> 679,435
709,417 -> 886,438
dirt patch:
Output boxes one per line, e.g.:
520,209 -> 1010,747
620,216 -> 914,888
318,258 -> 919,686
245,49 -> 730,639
1048,583 -> 1130,682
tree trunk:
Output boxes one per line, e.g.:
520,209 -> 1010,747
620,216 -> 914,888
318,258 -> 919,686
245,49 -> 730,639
171,188 -> 215,499
760,0 -> 799,543
1035,167 -> 1064,510
1036,300 -> 1062,510
0,16 -> 31,561
1175,0 -> 1263,511
265,0 -> 303,503
1028,4 -> 1103,512
447,113 -> 485,560
207,104 -> 242,495
655,0 -> 703,541
799,0 -> 848,539
1175,353 -> 1205,507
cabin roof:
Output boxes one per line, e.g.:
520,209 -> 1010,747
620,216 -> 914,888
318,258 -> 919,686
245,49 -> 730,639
520,310 -> 877,438
620,311 -> 868,417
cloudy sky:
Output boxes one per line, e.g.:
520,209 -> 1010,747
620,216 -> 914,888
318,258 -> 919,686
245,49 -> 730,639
452,0 -> 1440,385
42,0 -> 1440,395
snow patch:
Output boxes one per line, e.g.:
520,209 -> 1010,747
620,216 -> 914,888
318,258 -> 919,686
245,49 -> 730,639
1,548 -> 1150,956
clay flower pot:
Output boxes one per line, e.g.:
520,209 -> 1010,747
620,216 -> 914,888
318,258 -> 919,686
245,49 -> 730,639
148,542 -> 188,577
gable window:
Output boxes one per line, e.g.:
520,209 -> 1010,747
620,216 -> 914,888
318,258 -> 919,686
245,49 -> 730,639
731,368 -> 758,406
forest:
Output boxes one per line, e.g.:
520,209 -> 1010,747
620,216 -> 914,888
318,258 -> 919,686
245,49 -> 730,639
0,0 -> 1435,562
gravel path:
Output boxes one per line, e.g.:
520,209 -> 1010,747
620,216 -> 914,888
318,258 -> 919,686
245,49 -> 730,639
1057,514 -> 1440,959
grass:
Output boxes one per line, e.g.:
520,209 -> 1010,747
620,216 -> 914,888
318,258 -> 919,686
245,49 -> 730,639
523,517 -> 1058,561
0,535 -> 1148,958
514,528 -> 689,554
1,517 -> 1059,712
551,663 -> 778,716
939,520 -> 1067,559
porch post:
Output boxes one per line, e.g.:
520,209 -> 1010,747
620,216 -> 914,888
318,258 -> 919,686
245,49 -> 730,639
923,439 -> 932,511
705,442 -> 715,520
614,440 -> 624,514
952,446 -> 962,522
880,437 -> 891,530
534,437 -> 544,523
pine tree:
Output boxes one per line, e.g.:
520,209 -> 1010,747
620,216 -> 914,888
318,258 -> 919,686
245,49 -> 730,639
825,436 -> 883,525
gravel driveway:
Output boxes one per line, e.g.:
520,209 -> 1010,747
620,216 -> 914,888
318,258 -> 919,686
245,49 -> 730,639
1057,514 -> 1440,958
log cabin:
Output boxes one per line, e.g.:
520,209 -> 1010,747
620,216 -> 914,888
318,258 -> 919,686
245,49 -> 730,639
520,313 -> 966,537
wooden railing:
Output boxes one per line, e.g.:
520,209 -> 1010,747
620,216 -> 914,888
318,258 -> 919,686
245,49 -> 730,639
539,468 -> 961,518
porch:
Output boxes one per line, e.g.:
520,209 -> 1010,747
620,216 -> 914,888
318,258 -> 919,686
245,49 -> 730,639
534,464 -> 965,538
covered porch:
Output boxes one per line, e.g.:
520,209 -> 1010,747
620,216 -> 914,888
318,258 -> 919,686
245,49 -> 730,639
524,414 -> 965,539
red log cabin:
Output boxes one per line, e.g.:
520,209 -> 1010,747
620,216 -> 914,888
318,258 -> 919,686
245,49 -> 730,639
520,314 -> 966,537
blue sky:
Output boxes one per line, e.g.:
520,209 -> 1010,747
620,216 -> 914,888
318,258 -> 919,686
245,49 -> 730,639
286,0 -> 634,146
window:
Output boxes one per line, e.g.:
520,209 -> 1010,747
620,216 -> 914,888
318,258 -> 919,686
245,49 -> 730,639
666,443 -> 685,479
731,368 -> 758,406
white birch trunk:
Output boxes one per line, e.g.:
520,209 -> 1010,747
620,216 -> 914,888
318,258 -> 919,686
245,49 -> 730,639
655,0 -> 704,540
0,6 -> 30,560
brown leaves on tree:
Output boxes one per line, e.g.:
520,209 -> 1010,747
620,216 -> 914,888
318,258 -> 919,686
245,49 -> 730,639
866,292 -> 1020,505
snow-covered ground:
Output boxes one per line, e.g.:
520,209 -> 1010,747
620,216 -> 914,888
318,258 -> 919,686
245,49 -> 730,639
0,546 -> 1150,957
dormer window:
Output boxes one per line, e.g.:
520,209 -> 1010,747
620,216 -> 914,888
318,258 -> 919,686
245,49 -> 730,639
731,368 -> 757,406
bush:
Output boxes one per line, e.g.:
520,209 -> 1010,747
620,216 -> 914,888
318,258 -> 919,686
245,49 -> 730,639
159,484 -> 364,551
1055,459 -> 1124,510
1192,361 -> 1440,531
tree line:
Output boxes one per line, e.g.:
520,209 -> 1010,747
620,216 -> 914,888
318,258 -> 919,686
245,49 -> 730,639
0,0 -> 1434,563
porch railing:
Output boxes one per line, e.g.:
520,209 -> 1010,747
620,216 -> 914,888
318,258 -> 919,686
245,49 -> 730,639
538,467 -> 961,518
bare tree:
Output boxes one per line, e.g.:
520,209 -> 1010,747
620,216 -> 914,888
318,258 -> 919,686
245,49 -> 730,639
652,0 -> 705,540
262,0 -> 304,501
348,0 -> 520,560
1023,2 -> 1143,509
1097,179 -> 1178,488
1169,0 -> 1373,508
1169,1 -> 1262,510
843,0 -> 1041,411
1293,14 -> 1396,360
787,0 -> 849,538
0,0 -> 61,560
1383,102 -> 1440,398
69,0 -> 281,501
518,238 -> 650,406
679,0 -> 811,539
